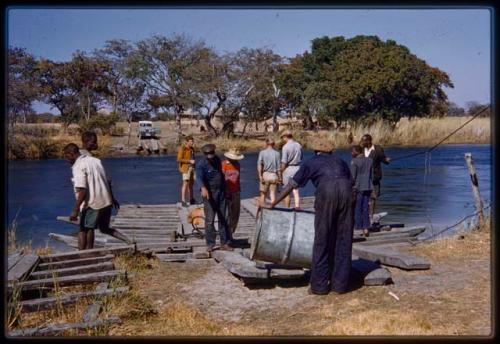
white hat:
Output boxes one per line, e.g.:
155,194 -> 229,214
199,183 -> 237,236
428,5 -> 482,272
224,148 -> 244,160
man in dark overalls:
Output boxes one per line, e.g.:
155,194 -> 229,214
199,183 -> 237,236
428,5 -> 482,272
262,139 -> 355,295
196,144 -> 234,252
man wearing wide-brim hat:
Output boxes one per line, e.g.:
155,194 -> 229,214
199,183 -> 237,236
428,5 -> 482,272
262,138 -> 356,296
196,143 -> 234,252
222,148 -> 244,235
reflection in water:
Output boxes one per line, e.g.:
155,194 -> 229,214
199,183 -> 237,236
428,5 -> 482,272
6,144 -> 491,249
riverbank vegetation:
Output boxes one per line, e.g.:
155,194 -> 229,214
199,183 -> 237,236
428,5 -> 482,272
7,115 -> 491,160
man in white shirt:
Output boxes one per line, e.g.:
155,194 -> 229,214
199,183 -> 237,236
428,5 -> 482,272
64,143 -> 132,250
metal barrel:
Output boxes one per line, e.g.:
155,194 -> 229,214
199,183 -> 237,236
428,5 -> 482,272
250,207 -> 315,268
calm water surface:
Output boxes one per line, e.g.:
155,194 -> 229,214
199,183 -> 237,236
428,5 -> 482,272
6,144 -> 491,250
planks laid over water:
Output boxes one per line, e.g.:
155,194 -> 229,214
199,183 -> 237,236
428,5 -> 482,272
52,196 -> 430,287
7,245 -> 134,337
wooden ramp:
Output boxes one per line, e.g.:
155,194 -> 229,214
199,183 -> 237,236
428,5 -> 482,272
8,246 -> 133,337
52,196 -> 430,286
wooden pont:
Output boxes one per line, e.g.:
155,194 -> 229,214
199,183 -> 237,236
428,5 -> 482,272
82,301 -> 103,322
8,250 -> 25,270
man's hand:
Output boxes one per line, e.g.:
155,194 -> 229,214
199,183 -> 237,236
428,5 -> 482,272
385,157 -> 391,163
189,159 -> 195,165
69,208 -> 79,222
113,198 -> 120,210
201,187 -> 209,199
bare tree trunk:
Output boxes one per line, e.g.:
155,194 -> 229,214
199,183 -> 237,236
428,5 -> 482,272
204,116 -> 218,136
272,107 -> 279,132
175,109 -> 182,144
127,115 -> 132,147
302,112 -> 314,130
87,95 -> 91,122
241,122 -> 249,137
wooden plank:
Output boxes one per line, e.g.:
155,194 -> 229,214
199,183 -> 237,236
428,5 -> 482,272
8,254 -> 39,283
8,316 -> 122,336
354,236 -> 419,246
192,246 -> 210,259
17,287 -> 129,313
155,253 -> 194,262
36,255 -> 114,271
212,251 -> 268,279
269,269 -> 306,280
240,198 -> 258,218
8,250 -> 25,271
29,261 -> 115,280
354,226 -> 425,238
352,246 -> 430,270
40,245 -> 135,263
82,301 -> 103,322
10,270 -> 127,292
364,268 -> 392,286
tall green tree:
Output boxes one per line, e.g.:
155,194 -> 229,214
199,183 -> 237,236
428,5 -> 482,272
292,35 -> 454,127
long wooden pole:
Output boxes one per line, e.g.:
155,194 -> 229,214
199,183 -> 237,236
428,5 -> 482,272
464,153 -> 484,227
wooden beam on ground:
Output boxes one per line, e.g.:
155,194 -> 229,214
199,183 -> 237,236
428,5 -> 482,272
155,253 -> 194,262
8,250 -> 25,270
352,246 -> 430,270
212,250 -> 269,279
40,245 -> 135,263
29,261 -> 115,280
8,316 -> 122,337
36,254 -> 115,271
82,302 -> 103,322
17,287 -> 129,313
10,270 -> 127,292
57,215 -> 116,225
8,254 -> 39,283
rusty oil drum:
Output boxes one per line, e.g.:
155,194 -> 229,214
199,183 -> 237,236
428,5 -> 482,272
250,207 -> 315,268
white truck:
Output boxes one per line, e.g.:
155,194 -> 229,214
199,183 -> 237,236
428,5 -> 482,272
137,121 -> 161,139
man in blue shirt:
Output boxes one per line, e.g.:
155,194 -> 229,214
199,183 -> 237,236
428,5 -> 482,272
263,139 -> 355,295
196,144 -> 233,252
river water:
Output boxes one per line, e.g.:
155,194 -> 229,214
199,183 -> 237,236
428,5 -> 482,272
6,144 -> 491,251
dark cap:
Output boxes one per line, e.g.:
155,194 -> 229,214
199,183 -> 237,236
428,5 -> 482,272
201,144 -> 216,158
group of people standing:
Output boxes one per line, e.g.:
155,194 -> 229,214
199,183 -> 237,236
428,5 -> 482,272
176,130 -> 306,252
64,129 -> 389,296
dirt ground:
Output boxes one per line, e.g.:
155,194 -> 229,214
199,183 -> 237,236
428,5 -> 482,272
104,224 -> 491,337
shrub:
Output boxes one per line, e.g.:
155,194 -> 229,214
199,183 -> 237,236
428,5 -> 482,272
79,114 -> 120,135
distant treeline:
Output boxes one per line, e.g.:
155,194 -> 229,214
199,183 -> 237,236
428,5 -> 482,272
8,34 -> 490,138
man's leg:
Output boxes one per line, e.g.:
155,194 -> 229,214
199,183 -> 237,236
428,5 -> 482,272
203,196 -> 217,249
188,179 -> 195,203
293,188 -> 300,208
229,192 -> 241,233
330,184 -> 355,293
181,179 -> 188,203
85,229 -> 95,249
310,192 -> 335,294
216,193 -> 230,244
369,182 -> 380,224
98,206 -> 133,244
78,230 -> 88,250
269,184 -> 277,203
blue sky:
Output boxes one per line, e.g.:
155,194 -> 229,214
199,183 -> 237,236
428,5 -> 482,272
7,8 -> 491,113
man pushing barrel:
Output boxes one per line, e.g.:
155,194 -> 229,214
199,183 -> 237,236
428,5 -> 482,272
261,139 -> 355,295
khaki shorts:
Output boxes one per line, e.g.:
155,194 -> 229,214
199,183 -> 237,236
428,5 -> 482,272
182,166 -> 196,181
260,172 -> 278,193
283,165 -> 300,186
